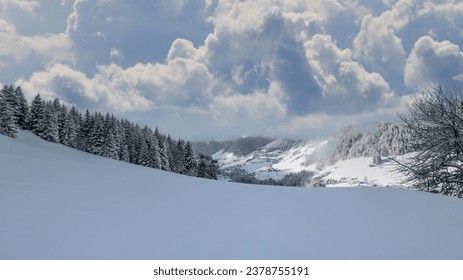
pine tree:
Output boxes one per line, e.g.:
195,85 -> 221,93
370,149 -> 382,166
124,122 -> 139,164
62,110 -> 79,148
102,113 -> 120,160
120,144 -> 130,162
196,154 -> 208,178
184,141 -> 197,176
41,102 -> 59,142
54,101 -> 68,143
89,112 -> 105,155
166,135 -> 176,171
173,139 -> 186,174
28,94 -> 46,136
13,86 -> 29,129
0,90 -> 18,138
150,127 -> 163,170
137,134 -> 150,166
149,133 -> 161,168
77,109 -> 92,152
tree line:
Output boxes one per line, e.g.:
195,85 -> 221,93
0,85 -> 219,180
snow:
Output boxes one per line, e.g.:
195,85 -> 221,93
323,157 -> 406,187
1,131 -> 463,259
216,139 -> 329,180
214,135 -> 413,188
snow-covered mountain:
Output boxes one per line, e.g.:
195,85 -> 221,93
193,136 -> 274,157
2,130 -> 463,260
194,122 -> 414,187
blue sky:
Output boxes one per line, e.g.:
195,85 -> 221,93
1,0 -> 462,140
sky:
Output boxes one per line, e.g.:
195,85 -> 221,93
1,0 -> 462,140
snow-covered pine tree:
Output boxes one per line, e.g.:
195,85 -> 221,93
52,100 -> 68,144
173,139 -> 186,174
77,109 -> 93,152
370,149 -> 382,166
158,139 -> 170,171
102,113 -> 120,160
89,112 -> 106,156
0,89 -> 18,138
28,94 -> 46,136
40,102 -> 60,142
184,141 -> 197,176
196,154 -> 208,178
119,119 -> 136,163
203,155 -> 219,179
1,85 -> 30,130
13,86 -> 29,129
137,134 -> 150,167
125,122 -> 139,164
150,127 -> 163,170
165,135 -> 176,171
155,127 -> 169,171
61,109 -> 79,148
149,131 -> 161,169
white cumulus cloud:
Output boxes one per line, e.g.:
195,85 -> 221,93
305,34 -> 396,114
17,63 -> 153,112
405,35 -> 463,88
353,0 -> 415,73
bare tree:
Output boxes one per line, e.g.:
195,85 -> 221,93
398,84 -> 463,197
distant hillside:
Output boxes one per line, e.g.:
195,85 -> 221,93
192,136 -> 274,157
326,122 -> 415,161
201,122 -> 415,187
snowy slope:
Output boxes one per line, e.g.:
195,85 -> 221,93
216,138 -> 328,180
213,123 -> 413,187
1,131 -> 463,259
322,157 -> 405,187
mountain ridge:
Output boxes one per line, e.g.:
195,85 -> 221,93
193,122 -> 413,187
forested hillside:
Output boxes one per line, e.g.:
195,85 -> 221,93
327,123 -> 415,161
0,84 -> 218,179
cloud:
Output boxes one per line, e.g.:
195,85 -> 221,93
305,34 -> 396,114
0,0 -> 40,15
109,48 -> 124,60
0,1 -> 74,83
404,35 -> 463,88
16,0 -> 403,138
0,19 -> 73,69
17,63 -> 153,112
210,81 -> 287,121
417,1 -> 463,29
353,0 -> 414,74
65,0 -> 83,34
167,38 -> 203,61
8,0 -> 463,140
63,0 -> 213,73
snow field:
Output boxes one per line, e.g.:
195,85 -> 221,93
1,131 -> 463,259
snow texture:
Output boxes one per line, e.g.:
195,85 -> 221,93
1,131 -> 463,260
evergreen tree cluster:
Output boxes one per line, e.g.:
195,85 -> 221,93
225,167 -> 317,187
0,85 -> 219,180
329,122 -> 415,161
0,85 -> 28,137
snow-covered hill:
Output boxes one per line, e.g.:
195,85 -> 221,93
205,122 -> 413,187
193,136 -> 274,157
2,131 -> 463,259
